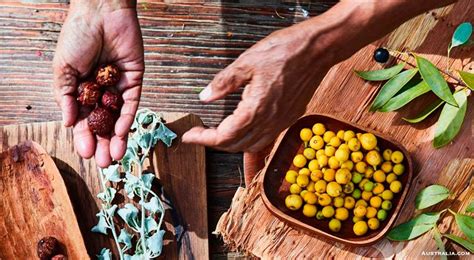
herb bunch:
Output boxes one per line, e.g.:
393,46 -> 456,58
92,108 -> 177,260
355,22 -> 473,148
388,184 -> 474,257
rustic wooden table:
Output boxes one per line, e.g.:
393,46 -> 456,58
0,1 -> 336,258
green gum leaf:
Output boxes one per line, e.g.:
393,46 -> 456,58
444,234 -> 474,253
455,213 -> 474,241
415,185 -> 450,210
379,80 -> 431,112
416,55 -> 458,106
433,90 -> 468,148
370,68 -> 418,111
466,201 -> 474,213
355,63 -> 406,81
387,212 -> 441,241
459,70 -> 474,90
403,99 -> 444,123
450,22 -> 473,50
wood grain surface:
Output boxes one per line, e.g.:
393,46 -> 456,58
216,0 -> 474,258
0,141 -> 89,260
0,112 -> 208,259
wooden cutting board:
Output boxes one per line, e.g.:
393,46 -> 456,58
0,112 -> 208,259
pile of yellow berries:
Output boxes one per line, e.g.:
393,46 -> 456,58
284,123 -> 406,236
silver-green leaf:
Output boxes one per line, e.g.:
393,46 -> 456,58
91,213 -> 109,235
416,55 -> 457,106
379,80 -> 431,112
118,228 -> 133,249
415,185 -> 450,210
97,248 -> 112,260
449,22 -> 473,53
444,234 -> 474,253
455,213 -> 474,241
403,99 -> 444,123
459,70 -> 474,90
355,63 -> 405,81
433,90 -> 468,148
147,230 -> 166,255
370,68 -> 418,111
387,212 -> 440,241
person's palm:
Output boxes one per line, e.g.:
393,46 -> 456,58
53,7 -> 144,167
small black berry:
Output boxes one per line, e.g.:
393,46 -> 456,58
373,48 -> 390,63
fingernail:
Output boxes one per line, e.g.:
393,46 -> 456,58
199,86 -> 212,101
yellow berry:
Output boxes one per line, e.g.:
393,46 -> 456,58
329,136 -> 342,147
302,204 -> 317,217
285,194 -> 303,210
323,169 -> 336,182
372,183 -> 385,195
335,149 -> 350,162
355,161 -> 367,173
293,154 -> 307,168
373,170 -> 386,183
308,160 -> 319,172
318,194 -> 332,206
366,151 -> 382,167
343,182 -> 355,194
322,205 -> 335,218
323,131 -> 336,143
316,149 -> 326,159
325,146 -> 336,157
341,160 -> 354,171
335,168 -> 352,185
390,180 -> 402,193
285,170 -> 298,184
335,208 -> 349,221
303,192 -> 318,205
381,161 -> 393,173
327,182 -> 343,197
312,123 -> 326,135
348,138 -> 361,152
314,180 -> 327,193
333,197 -> 344,208
290,183 -> 302,194
382,149 -> 393,161
386,173 -> 397,184
306,181 -> 315,192
353,216 -> 364,223
336,130 -> 345,140
300,128 -> 313,142
299,168 -> 311,176
310,170 -> 323,182
382,200 -> 393,210
296,174 -> 310,188
344,196 -> 356,209
303,147 -> 316,160
391,151 -> 404,163
360,133 -> 377,150
370,196 -> 382,208
351,151 -> 364,163
329,218 -> 342,232
362,191 -> 373,201
381,190 -> 394,200
368,218 -> 380,230
339,143 -> 350,151
355,199 -> 368,208
393,164 -> 405,175
343,130 -> 356,142
365,167 -> 375,178
353,205 -> 367,218
317,154 -> 329,167
328,156 -> 340,169
366,207 -> 377,218
309,135 -> 325,150
300,190 -> 308,198
353,221 -> 368,236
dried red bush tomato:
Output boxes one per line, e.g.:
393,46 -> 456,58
77,81 -> 101,106
95,64 -> 121,86
51,254 -> 67,260
101,90 -> 123,111
87,107 -> 115,136
37,236 -> 59,260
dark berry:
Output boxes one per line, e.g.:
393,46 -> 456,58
373,48 -> 390,63
95,64 -> 121,86
101,90 -> 123,111
77,81 -> 102,106
37,237 -> 59,260
87,107 -> 115,136
51,254 -> 67,260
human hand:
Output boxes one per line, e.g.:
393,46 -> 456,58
182,22 -> 333,153
53,0 -> 143,167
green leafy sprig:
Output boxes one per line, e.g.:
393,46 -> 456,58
387,184 -> 474,256
355,22 -> 473,148
93,108 -> 177,260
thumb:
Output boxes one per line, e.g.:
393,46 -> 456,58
53,60 -> 80,127
199,65 -> 252,102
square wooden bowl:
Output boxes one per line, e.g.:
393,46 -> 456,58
260,113 -> 413,246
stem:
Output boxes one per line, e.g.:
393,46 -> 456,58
136,162 -> 148,256
98,168 -> 125,260
447,208 -> 457,216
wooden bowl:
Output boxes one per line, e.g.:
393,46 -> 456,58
260,113 -> 413,246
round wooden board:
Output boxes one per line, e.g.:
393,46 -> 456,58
0,141 -> 89,259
